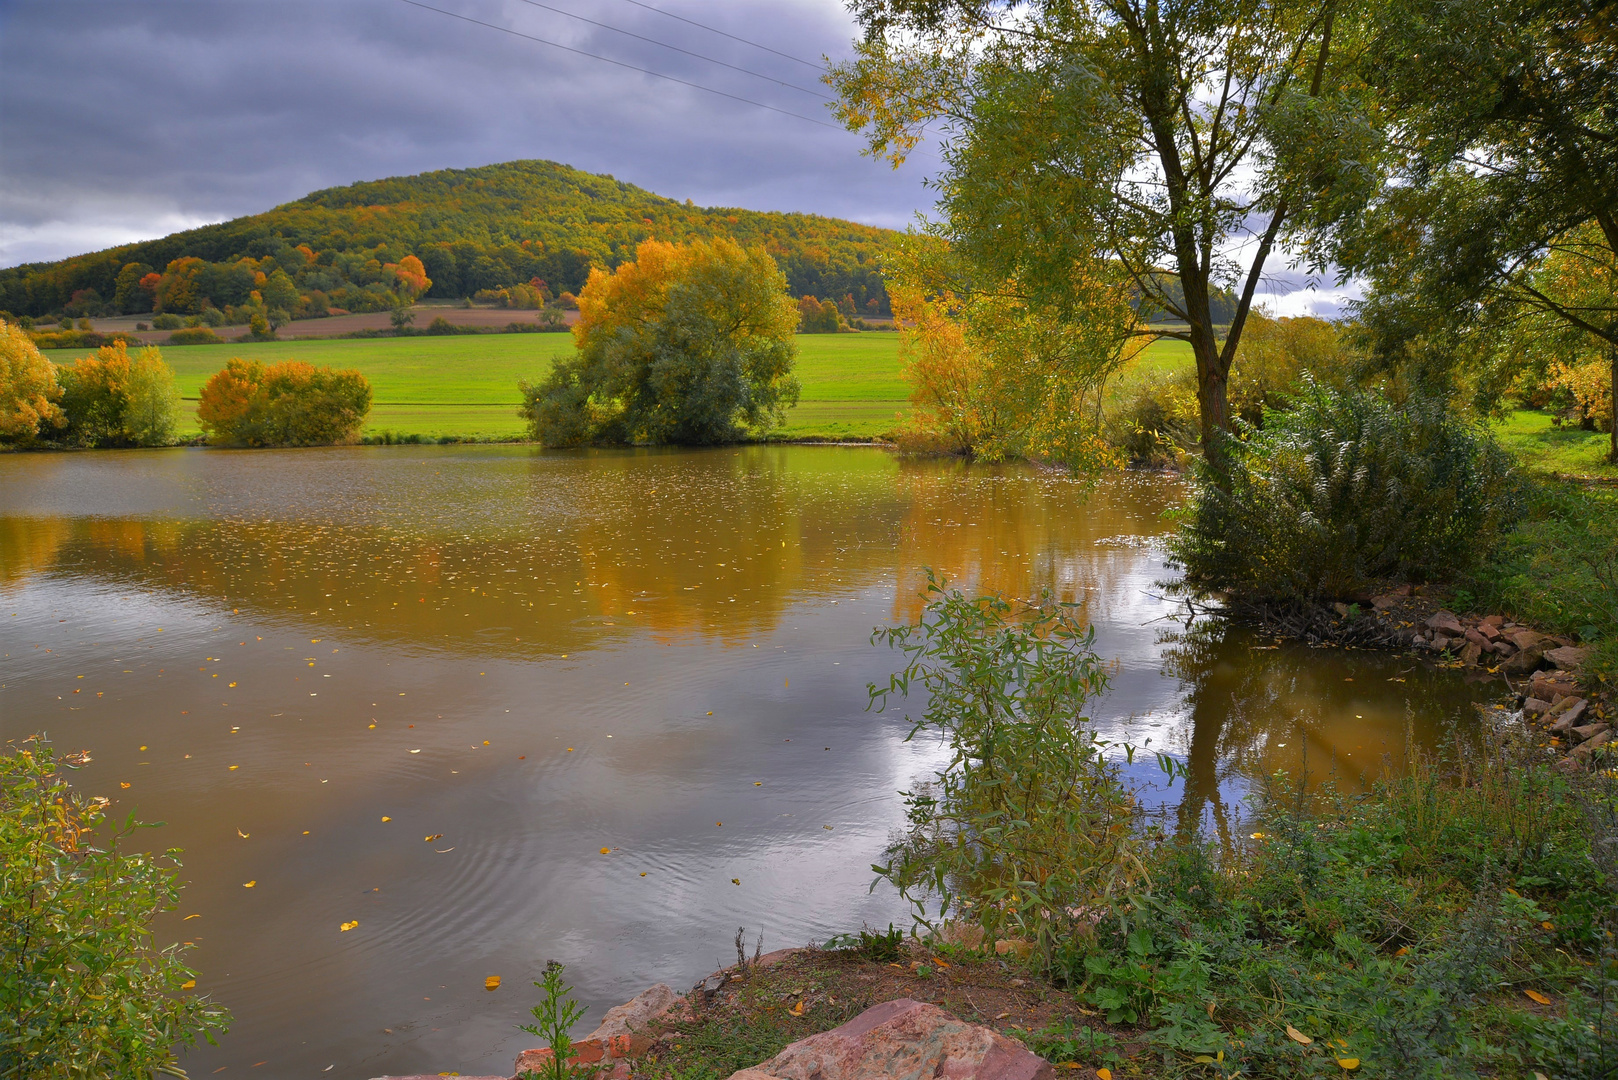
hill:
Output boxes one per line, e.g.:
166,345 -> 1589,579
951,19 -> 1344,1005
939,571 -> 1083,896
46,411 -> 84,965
0,160 -> 897,322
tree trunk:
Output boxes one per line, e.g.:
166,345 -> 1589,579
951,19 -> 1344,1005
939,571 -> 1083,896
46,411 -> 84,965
1610,344 -> 1617,463
1192,328 -> 1231,460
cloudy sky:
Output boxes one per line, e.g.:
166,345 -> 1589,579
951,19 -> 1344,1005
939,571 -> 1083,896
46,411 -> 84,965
0,0 -> 1343,314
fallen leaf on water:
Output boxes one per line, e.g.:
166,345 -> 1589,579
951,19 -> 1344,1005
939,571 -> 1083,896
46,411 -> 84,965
409,749 -> 421,754
183,914 -> 201,921
755,782 -> 762,786
339,921 -> 358,932
181,980 -> 196,990
381,816 -> 391,822
436,847 -> 455,852
1286,1024 -> 1313,1045
237,829 -> 249,839
485,976 -> 501,991
425,834 -> 443,842
243,880 -> 256,888
640,872 -> 647,877
120,782 -> 131,789
1525,989 -> 1553,1005
1336,1059 -> 1360,1071
731,878 -> 740,885
600,847 -> 612,855
229,765 -> 239,771
823,825 -> 833,830
229,682 -> 237,687
716,822 -> 723,827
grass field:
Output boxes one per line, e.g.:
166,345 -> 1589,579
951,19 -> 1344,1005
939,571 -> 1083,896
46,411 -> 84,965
44,332 -> 1186,442
1492,408 -> 1618,478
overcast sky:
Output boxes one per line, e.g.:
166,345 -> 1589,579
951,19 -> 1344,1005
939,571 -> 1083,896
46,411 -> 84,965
0,0 -> 1343,314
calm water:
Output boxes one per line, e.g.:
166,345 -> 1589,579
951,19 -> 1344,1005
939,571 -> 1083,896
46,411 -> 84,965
0,445 -> 1488,1077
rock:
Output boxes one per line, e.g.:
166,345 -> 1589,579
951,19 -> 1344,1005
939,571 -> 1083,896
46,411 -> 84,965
1480,614 -> 1506,629
1523,697 -> 1553,716
1571,730 -> 1613,760
1554,755 -> 1586,776
1465,628 -> 1490,648
1426,610 -> 1465,636
372,1077 -> 508,1080
1545,645 -> 1593,671
1573,723 -> 1612,744
1431,634 -> 1452,652
516,984 -> 680,1077
1461,642 -> 1485,666
1504,641 -> 1549,674
756,948 -> 806,968
1371,594 -> 1401,611
1550,699 -> 1590,732
1477,622 -> 1503,642
994,938 -> 1035,959
725,999 -> 1055,1080
1411,633 -> 1429,647
1508,629 -> 1550,651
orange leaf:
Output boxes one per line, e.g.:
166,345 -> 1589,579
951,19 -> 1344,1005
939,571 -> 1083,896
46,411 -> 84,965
485,975 -> 501,991
1525,989 -> 1553,1005
1285,1024 -> 1313,1045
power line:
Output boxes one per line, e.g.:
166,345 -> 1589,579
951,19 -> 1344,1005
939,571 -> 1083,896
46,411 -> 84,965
395,0 -> 840,128
510,0 -> 832,99
610,0 -> 827,71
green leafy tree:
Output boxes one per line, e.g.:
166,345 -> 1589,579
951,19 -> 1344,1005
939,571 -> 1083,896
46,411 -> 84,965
830,0 -> 1362,458
1,737 -> 230,1076
56,342 -> 182,448
113,263 -> 155,314
520,238 -> 799,446
261,269 -> 299,314
1325,0 -> 1618,456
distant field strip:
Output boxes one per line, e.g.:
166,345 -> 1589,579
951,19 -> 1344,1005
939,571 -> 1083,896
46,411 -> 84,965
45,332 -> 1187,441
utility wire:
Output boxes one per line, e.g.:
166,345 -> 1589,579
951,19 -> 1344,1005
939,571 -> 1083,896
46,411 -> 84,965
395,0 -> 840,128
510,0 -> 832,99
611,0 -> 827,71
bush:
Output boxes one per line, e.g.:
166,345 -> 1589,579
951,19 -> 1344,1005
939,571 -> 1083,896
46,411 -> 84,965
1169,379 -> 1521,600
1,738 -> 230,1074
55,342 -> 181,448
520,238 -> 799,446
198,357 -> 371,446
868,574 -> 1145,958
1101,368 -> 1201,466
0,322 -> 65,445
166,327 -> 224,346
150,313 -> 183,330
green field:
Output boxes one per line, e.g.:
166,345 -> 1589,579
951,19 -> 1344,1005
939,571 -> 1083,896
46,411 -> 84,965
1492,408 -> 1618,478
45,333 -> 1187,441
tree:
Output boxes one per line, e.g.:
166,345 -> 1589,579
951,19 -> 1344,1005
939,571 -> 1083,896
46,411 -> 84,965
262,268 -> 299,313
1327,0 -> 1618,458
0,322 -> 65,445
198,358 -> 371,446
56,342 -> 182,448
830,0 -> 1361,458
113,262 -> 155,314
389,303 -> 416,332
154,257 -> 208,314
387,254 -> 432,299
519,238 -> 799,446
797,295 -> 845,333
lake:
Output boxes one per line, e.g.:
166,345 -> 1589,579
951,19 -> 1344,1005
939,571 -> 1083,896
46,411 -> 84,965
0,445 -> 1490,1076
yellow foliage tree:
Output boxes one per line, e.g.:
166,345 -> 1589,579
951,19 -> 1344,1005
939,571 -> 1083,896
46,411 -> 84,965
386,255 -> 432,299
0,322 -> 65,444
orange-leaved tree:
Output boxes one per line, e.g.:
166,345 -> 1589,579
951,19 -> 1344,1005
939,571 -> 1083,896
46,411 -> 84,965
0,322 -> 65,445
386,255 -> 432,300
198,359 -> 371,447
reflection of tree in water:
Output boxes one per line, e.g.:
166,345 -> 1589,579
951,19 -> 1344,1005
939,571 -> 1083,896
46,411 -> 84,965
1158,616 -> 1489,846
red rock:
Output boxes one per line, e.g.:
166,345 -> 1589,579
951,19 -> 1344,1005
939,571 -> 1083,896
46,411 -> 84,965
1545,645 -> 1593,671
1523,697 -> 1552,715
514,983 -> 679,1077
1505,641 -> 1549,674
1550,699 -> 1589,732
1477,622 -> 1503,641
1480,614 -> 1506,630
1571,730 -> 1612,760
1508,629 -> 1549,651
1464,628 -> 1489,648
1426,610 -> 1465,636
370,1076 -> 507,1079
1572,723 -> 1611,743
1461,642 -> 1484,666
725,999 -> 1054,1080
1531,675 -> 1579,702
1554,756 -> 1586,776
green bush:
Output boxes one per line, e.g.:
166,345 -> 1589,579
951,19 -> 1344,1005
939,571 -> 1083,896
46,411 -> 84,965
1102,368 -> 1200,466
1170,379 -> 1521,600
868,574 -> 1147,958
165,327 -> 224,346
1,738 -> 229,1075
150,313 -> 183,330
198,358 -> 372,447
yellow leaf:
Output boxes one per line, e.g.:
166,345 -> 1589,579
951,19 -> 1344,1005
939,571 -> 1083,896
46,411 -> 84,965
600,847 -> 611,854
120,782 -> 131,789
1542,921 -> 1555,931
243,880 -> 256,888
183,914 -> 201,921
1097,1070 -> 1112,1080
339,920 -> 358,932
1525,989 -> 1553,1005
237,829 -> 249,839
788,1000 -> 805,1016
426,834 -> 443,842
229,765 -> 239,771
485,975 -> 501,991
180,980 -> 196,990
1286,1024 -> 1313,1045
1336,1059 -> 1360,1070
732,878 -> 740,885
381,816 -> 391,822
229,682 -> 237,687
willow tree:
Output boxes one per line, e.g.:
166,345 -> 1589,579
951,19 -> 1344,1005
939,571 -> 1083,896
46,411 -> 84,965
829,0 -> 1365,457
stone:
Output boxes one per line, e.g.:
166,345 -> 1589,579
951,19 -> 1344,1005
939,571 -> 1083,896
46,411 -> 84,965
1426,610 -> 1465,636
994,938 -> 1035,959
1571,730 -> 1613,760
1573,723 -> 1612,744
1431,634 -> 1452,652
1546,645 -> 1593,671
516,983 -> 680,1077
1554,755 -> 1586,776
1550,699 -> 1590,733
1465,628 -> 1490,648
1480,614 -> 1506,629
1371,594 -> 1401,611
1531,674 -> 1579,701
372,1077 -> 507,1080
1504,641 -> 1549,674
1523,697 -> 1553,716
724,999 -> 1055,1080
1477,622 -> 1503,642
1461,642 -> 1485,666
1508,629 -> 1550,651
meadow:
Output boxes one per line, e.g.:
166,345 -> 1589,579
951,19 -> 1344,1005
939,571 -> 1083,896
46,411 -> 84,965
42,332 -> 1189,442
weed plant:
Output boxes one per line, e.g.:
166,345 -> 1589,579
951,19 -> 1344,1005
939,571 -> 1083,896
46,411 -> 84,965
1170,379 -> 1520,600
519,961 -> 595,1080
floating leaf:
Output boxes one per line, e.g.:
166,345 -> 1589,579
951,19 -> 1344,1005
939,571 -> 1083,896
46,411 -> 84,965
183,914 -> 201,921
229,682 -> 237,687
237,829 -> 249,839
180,980 -> 196,990
1285,1025 -> 1313,1045
732,878 -> 740,885
1525,989 -> 1552,1005
600,847 -> 611,855
381,816 -> 391,822
425,834 -> 443,842
339,920 -> 358,932
409,749 -> 421,754
120,782 -> 131,789
243,880 -> 256,888
485,975 -> 501,991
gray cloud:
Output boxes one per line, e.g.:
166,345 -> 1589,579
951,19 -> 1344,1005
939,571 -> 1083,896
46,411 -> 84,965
0,0 -> 935,266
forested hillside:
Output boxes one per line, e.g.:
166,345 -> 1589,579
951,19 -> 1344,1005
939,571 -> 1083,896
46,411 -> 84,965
0,160 -> 896,321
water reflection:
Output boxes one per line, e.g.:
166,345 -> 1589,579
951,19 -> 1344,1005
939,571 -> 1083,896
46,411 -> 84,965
0,445 -> 1492,1077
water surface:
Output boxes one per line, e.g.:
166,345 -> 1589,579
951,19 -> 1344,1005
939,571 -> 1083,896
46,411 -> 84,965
0,445 -> 1489,1076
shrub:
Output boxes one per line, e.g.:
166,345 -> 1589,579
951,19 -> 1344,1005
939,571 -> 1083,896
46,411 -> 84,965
1169,379 -> 1521,600
868,574 -> 1145,959
166,327 -> 224,346
0,322 -> 65,445
55,341 -> 181,448
198,358 -> 371,446
1,737 -> 230,1074
520,238 -> 799,446
1101,368 -> 1201,466
150,313 -> 183,330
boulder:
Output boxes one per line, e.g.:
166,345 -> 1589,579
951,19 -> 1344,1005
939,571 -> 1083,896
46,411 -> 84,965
1465,628 -> 1490,648
371,1076 -> 507,1080
1550,699 -> 1590,733
1545,645 -> 1593,671
1504,641 -> 1549,674
1573,722 -> 1612,743
1480,614 -> 1506,629
1571,730 -> 1613,761
1508,629 -> 1550,651
1461,642 -> 1484,666
515,983 -> 679,1077
1371,594 -> 1401,612
1476,622 -> 1503,642
1531,675 -> 1579,702
581,983 -> 677,1045
725,999 -> 1055,1080
1523,697 -> 1553,716
1426,610 -> 1465,636
1431,635 -> 1453,652
1554,755 -> 1586,776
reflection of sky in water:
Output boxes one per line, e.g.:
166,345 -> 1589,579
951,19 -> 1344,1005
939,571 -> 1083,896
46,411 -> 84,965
0,445 -> 1488,1076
